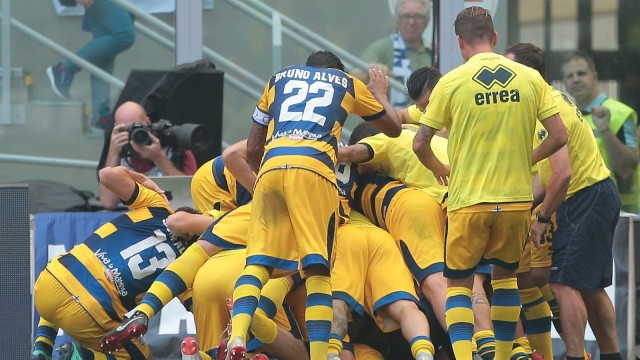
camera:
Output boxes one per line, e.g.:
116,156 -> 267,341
121,120 -> 212,156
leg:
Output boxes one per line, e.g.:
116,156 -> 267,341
446,275 -> 476,360
382,300 -> 435,360
303,264 -> 333,360
582,289 -> 620,354
517,271 -> 553,360
491,266 -> 521,360
550,283 -> 587,357
420,271 -> 448,330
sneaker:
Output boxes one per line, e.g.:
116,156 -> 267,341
181,336 -> 201,360
46,63 -> 72,100
57,341 -> 84,360
100,311 -> 148,353
215,339 -> 228,360
417,352 -> 434,360
250,354 -> 269,360
225,336 -> 246,360
30,349 -> 52,360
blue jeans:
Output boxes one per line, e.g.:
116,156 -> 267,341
62,0 -> 135,119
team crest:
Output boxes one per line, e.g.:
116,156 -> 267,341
537,129 -> 548,141
473,65 -> 516,90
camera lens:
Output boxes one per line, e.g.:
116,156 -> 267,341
130,127 -> 151,145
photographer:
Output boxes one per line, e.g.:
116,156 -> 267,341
98,101 -> 197,210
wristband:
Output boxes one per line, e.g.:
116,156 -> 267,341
535,211 -> 551,224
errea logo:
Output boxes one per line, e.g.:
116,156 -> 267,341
473,65 -> 516,89
472,65 -> 520,106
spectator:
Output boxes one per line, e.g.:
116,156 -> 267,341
46,0 -> 135,131
352,0 -> 433,109
561,51 -> 639,213
97,101 -> 197,210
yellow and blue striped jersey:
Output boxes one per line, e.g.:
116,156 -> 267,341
421,53 -> 559,210
336,162 -> 359,225
534,88 -> 610,197
358,125 -> 448,203
190,156 -> 252,214
46,184 -> 189,318
253,65 -> 387,182
353,173 -> 409,230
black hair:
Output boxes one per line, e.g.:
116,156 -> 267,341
306,50 -> 345,72
505,43 -> 546,78
406,67 -> 442,101
349,121 -> 382,145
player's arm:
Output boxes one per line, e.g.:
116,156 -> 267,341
98,166 -> 166,203
366,68 -> 402,138
165,211 -> 214,236
528,145 -> 571,249
337,144 -> 373,164
413,124 -> 450,186
532,114 -> 568,165
222,138 -> 256,193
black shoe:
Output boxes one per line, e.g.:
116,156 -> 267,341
100,311 -> 149,353
46,63 -> 72,100
57,341 -> 84,360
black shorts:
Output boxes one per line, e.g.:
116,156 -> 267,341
550,178 -> 620,292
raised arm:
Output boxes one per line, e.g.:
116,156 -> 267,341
366,69 -> 402,138
247,123 -> 268,173
98,166 -> 166,203
222,139 -> 256,193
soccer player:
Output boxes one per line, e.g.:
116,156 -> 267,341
30,166 -> 197,360
225,50 -> 402,360
507,42 -> 623,360
412,7 -> 567,360
190,142 -> 253,216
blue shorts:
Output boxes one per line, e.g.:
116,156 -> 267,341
550,179 -> 620,292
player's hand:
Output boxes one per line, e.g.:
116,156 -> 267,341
591,106 -> 611,134
367,68 -> 389,97
131,133 -> 163,162
368,62 -> 391,76
432,163 -> 450,186
527,220 -> 546,249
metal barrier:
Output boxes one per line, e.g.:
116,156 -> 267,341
621,212 -> 638,360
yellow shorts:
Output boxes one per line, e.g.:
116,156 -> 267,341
386,189 -> 446,283
199,203 -> 252,250
517,206 -> 555,273
34,268 -> 149,359
445,203 -> 531,278
247,168 -> 338,272
192,249 -> 292,352
332,223 -> 419,333
354,343 -> 384,360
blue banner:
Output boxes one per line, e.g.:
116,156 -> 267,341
33,212 -> 195,360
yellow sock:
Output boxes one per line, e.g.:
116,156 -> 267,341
446,287 -> 474,360
473,329 -> 496,360
249,311 -> 278,344
328,334 -> 344,356
305,275 -> 333,360
515,336 -> 532,354
138,243 -> 209,318
258,277 -> 292,318
518,287 -> 553,360
410,336 -> 435,359
228,265 -> 270,344
491,278 -> 520,360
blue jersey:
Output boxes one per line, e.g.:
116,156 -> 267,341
253,65 -> 386,182
47,184 -> 188,320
